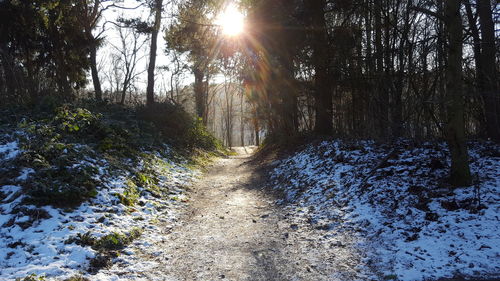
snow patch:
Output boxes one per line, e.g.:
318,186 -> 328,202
271,140 -> 500,280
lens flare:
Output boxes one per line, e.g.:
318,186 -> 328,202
216,4 -> 244,36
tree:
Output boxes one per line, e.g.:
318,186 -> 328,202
306,0 -> 333,135
110,25 -> 147,105
477,0 -> 499,142
0,0 -> 92,101
245,0 -> 301,136
75,0 -> 109,101
444,0 -> 471,186
146,0 -> 163,106
166,0 -> 222,125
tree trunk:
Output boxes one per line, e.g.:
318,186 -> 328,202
374,0 -> 388,139
240,95 -> 245,146
194,67 -> 205,123
90,46 -> 102,101
120,85 -> 127,105
254,118 -> 260,146
146,0 -> 163,106
444,0 -> 471,186
309,0 -> 333,135
477,0 -> 500,142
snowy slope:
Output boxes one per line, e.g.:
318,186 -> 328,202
0,136 -> 199,280
271,140 -> 500,281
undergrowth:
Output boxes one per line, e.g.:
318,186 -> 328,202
1,99 -> 222,208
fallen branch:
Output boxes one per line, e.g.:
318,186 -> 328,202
358,148 -> 398,193
405,250 -> 427,261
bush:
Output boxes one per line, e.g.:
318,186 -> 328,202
64,275 -> 90,281
137,102 -> 221,151
15,274 -> 45,281
115,180 -> 140,206
93,228 -> 142,251
8,101 -> 220,208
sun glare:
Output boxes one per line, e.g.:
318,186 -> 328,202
216,4 -> 245,36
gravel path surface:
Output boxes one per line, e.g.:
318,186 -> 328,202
134,148 -> 348,281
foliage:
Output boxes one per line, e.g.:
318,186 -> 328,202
1,100 -> 218,208
93,228 -> 143,251
0,0 -> 92,102
63,275 -> 90,281
55,107 -> 100,133
65,231 -> 96,247
115,180 -> 140,206
137,102 -> 222,151
15,274 -> 45,281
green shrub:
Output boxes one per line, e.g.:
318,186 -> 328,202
137,102 -> 221,151
64,275 -> 90,281
54,106 -> 100,133
15,274 -> 45,281
10,101 -> 219,209
187,119 -> 221,151
115,180 -> 140,206
65,231 -> 96,247
24,162 -> 98,207
93,228 -> 142,251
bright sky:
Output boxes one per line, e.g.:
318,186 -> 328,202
93,0 -> 245,97
95,0 -> 185,96
216,3 -> 245,36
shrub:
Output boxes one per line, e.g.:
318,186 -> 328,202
64,275 -> 90,281
115,180 -> 140,206
65,231 -> 96,247
93,228 -> 142,251
15,274 -> 45,281
54,106 -> 100,133
137,102 -> 221,151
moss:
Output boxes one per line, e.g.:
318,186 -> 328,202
15,274 -> 46,281
93,228 -> 142,251
63,275 -> 90,281
383,274 -> 398,280
65,231 -> 96,247
115,179 -> 140,206
185,150 -> 219,170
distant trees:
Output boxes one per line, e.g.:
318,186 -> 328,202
1,0 -> 497,186
241,0 -> 498,185
0,0 -> 92,102
110,25 -> 147,105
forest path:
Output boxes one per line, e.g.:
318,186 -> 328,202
134,147 -> 346,281
159,147 -> 289,280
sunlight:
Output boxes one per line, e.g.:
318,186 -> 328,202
216,4 -> 245,36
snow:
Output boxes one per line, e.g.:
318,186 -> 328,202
0,138 -> 200,280
0,140 -> 20,161
271,140 -> 500,280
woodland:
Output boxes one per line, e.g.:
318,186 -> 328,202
0,0 -> 499,280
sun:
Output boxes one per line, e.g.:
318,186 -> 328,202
216,4 -> 245,36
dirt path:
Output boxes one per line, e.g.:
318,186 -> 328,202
117,148 -> 356,281
159,149 -> 292,280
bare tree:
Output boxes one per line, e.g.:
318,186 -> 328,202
110,25 -> 147,105
444,0 -> 471,186
146,0 -> 163,106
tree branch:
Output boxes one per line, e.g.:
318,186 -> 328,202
410,6 -> 444,21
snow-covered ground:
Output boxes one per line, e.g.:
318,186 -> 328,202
0,136 -> 199,280
271,140 -> 500,281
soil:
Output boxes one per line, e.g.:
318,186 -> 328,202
130,147 -> 343,281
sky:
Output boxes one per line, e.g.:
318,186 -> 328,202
94,0 -> 192,96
